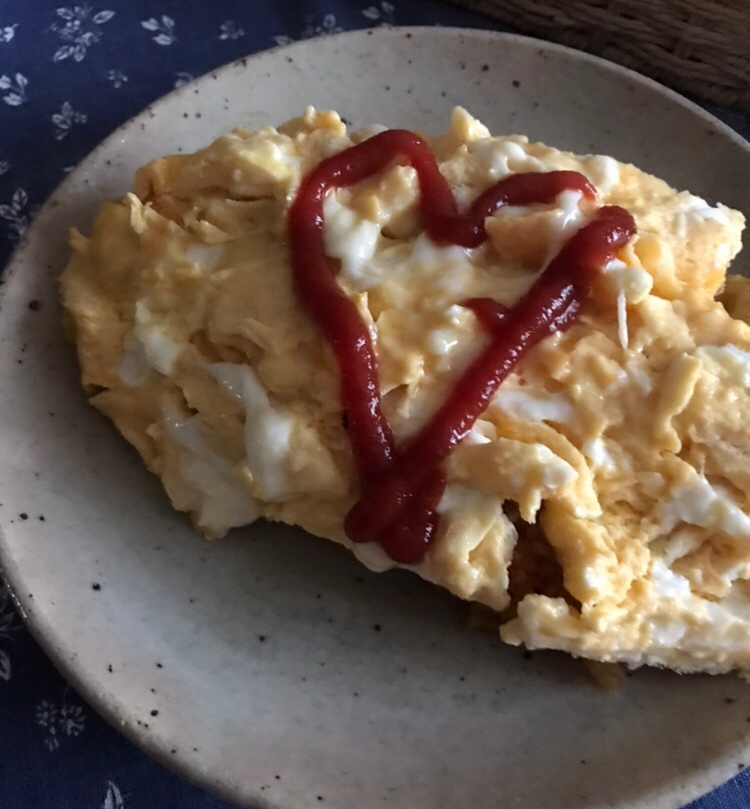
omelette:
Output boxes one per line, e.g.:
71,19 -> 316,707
60,107 -> 750,676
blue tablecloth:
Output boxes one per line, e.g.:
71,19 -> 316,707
1,2 -> 749,807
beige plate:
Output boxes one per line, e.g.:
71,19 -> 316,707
1,27 -> 750,809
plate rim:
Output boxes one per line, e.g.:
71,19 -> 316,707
1,23 -> 749,809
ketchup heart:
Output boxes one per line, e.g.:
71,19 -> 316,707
288,129 -> 636,564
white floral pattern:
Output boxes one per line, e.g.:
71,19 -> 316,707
0,585 -> 20,639
0,584 -> 20,682
103,780 -> 125,809
52,101 -> 87,140
105,68 -> 128,88
173,70 -> 193,88
50,6 -> 115,62
0,649 -> 10,681
1,24 -> 18,42
0,73 -> 28,106
219,20 -> 244,40
0,187 -> 39,241
141,15 -> 176,46
274,13 -> 342,45
0,160 -> 9,176
35,691 -> 87,751
362,1 -> 396,25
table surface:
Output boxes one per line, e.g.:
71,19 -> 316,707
1,1 -> 749,807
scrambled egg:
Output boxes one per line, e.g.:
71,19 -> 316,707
60,107 -> 750,675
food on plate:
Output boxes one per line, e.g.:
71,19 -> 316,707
60,106 -> 750,676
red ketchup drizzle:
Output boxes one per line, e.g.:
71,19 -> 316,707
288,129 -> 636,564
462,297 -> 509,330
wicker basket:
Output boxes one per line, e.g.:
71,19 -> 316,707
450,0 -> 750,113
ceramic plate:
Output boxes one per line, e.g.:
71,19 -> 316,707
2,27 -> 750,809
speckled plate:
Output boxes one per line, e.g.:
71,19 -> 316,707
1,27 -> 750,809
